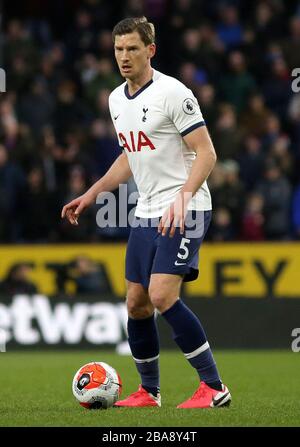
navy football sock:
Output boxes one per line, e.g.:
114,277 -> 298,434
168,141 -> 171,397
127,315 -> 160,394
162,299 -> 222,389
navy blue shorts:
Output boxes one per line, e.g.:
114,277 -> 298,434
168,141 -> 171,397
125,210 -> 212,289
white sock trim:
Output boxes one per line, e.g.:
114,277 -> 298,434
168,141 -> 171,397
184,341 -> 210,359
133,354 -> 159,363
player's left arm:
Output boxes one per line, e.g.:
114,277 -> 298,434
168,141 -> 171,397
158,126 -> 217,237
181,125 -> 217,197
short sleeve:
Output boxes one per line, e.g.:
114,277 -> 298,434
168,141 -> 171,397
165,81 -> 205,137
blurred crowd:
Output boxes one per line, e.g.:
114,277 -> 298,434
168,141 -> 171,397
0,257 -> 112,296
1,0 -> 300,243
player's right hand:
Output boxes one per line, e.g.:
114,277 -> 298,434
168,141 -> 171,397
61,192 -> 94,225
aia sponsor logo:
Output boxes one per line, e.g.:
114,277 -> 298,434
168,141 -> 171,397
119,131 -> 155,152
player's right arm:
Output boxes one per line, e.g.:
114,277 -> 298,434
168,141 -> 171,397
61,152 -> 131,225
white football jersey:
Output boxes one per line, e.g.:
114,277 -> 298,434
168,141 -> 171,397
108,69 -> 212,218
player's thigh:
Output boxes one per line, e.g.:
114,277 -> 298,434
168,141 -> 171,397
125,220 -> 157,290
148,273 -> 183,312
126,280 -> 154,318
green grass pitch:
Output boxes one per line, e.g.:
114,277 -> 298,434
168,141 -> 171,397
0,350 -> 299,427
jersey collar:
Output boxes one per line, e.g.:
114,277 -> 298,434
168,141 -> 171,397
124,78 -> 154,100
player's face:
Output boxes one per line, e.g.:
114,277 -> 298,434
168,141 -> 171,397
114,32 -> 155,81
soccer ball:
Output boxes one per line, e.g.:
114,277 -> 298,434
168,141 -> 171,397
72,361 -> 122,409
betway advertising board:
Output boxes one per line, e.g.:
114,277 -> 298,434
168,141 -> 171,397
0,295 -> 128,350
1,294 -> 300,350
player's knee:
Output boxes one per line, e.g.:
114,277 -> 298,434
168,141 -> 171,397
148,289 -> 168,312
126,296 -> 153,319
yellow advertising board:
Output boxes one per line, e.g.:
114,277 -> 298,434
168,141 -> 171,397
185,243 -> 300,298
0,243 -> 299,298
0,244 -> 126,297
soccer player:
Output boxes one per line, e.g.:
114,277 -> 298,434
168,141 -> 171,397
61,17 -> 231,409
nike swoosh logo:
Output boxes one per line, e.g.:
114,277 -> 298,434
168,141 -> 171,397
212,392 -> 230,407
114,114 -> 120,120
174,261 -> 186,266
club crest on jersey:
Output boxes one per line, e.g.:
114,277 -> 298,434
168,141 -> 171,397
119,131 -> 156,152
142,106 -> 148,122
182,98 -> 196,115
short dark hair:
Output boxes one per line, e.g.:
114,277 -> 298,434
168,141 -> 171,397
112,16 -> 155,46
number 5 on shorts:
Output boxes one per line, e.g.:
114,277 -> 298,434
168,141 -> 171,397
177,237 -> 191,260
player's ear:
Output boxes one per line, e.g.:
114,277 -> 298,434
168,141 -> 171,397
148,43 -> 156,59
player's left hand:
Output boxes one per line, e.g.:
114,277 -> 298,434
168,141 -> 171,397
158,191 -> 191,238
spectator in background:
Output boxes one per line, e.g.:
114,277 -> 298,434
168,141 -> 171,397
262,57 -> 291,120
44,128 -> 89,194
212,103 -> 242,160
17,79 -> 55,138
180,24 -> 223,80
252,1 -> 282,47
240,192 -> 265,241
196,83 -> 218,130
0,96 -> 18,149
82,0 -> 113,30
292,184 -> 300,239
66,9 -> 95,63
256,160 -> 291,240
70,255 -> 112,295
47,43 -> 66,73
0,263 -> 38,295
123,0 -> 145,18
222,159 -> 245,228
38,52 -> 66,96
0,145 -> 25,242
169,0 -> 200,34
208,160 -> 244,235
264,41 -> 284,68
9,123 -> 36,173
240,94 -> 271,137
21,166 -> 56,242
144,0 -> 168,22
4,19 -> 38,74
0,91 -> 34,167
207,161 -> 227,210
96,29 -> 115,59
58,165 -> 96,242
219,50 -> 256,113
83,58 -> 121,111
79,53 -> 100,86
262,113 -> 282,151
208,207 -> 235,241
88,119 -> 122,179
288,92 -> 300,159
7,55 -> 33,95
180,28 -> 202,65
282,16 -> 300,69
178,62 -> 202,91
36,126 -> 59,193
237,134 -> 265,191
216,4 -> 243,50
94,88 -> 111,119
54,80 -> 90,140
269,135 -> 294,182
